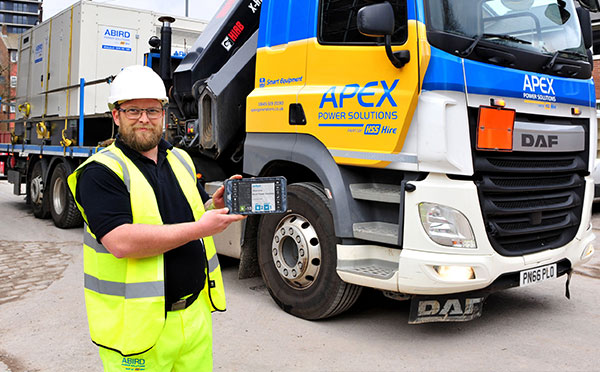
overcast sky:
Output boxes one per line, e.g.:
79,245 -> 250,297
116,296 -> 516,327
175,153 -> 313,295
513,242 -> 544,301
43,0 -> 226,22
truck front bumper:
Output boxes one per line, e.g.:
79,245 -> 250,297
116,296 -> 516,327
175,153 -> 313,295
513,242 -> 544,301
336,174 -> 596,295
336,233 -> 593,295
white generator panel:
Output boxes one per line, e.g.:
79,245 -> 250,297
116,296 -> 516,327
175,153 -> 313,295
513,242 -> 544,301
16,0 -> 206,119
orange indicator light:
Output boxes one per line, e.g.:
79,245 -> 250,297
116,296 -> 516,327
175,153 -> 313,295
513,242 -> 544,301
571,107 -> 581,116
490,98 -> 506,107
476,106 -> 516,152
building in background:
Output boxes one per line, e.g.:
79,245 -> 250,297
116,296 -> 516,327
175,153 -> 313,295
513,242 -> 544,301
0,0 -> 42,146
0,0 -> 42,34
0,26 -> 18,142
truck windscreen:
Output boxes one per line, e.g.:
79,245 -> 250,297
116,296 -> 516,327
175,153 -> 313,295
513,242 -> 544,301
425,0 -> 589,76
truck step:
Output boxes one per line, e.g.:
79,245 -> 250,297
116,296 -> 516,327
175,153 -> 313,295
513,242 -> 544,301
353,222 -> 399,245
349,183 -> 402,203
204,181 -> 224,196
337,259 -> 398,280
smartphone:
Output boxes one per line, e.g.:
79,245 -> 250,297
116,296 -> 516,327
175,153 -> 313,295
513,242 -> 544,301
224,176 -> 287,215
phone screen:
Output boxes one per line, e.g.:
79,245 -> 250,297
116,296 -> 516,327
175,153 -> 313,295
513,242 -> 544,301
225,177 -> 286,214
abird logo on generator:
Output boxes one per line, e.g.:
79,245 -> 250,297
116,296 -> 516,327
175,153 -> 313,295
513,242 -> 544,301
104,29 -> 130,38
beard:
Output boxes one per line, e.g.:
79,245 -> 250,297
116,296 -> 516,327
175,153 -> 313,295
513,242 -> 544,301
118,122 -> 163,153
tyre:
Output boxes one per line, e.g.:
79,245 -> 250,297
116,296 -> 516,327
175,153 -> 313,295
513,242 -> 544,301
257,182 -> 362,320
49,163 -> 83,228
29,161 -> 50,219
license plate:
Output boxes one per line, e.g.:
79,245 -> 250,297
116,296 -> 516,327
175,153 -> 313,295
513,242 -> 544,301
519,263 -> 557,287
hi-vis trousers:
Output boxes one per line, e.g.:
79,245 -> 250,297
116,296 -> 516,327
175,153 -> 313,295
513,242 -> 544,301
98,295 -> 213,372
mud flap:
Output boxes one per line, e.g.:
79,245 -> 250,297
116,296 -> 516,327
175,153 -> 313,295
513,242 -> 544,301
408,293 -> 488,324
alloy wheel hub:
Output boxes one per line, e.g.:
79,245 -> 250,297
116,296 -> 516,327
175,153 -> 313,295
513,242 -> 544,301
271,214 -> 321,289
30,176 -> 43,204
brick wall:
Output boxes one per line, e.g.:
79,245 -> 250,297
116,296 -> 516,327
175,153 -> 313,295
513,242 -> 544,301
0,36 -> 9,131
0,29 -> 18,134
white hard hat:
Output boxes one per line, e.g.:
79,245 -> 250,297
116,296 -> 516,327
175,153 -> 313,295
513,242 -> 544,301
107,65 -> 168,109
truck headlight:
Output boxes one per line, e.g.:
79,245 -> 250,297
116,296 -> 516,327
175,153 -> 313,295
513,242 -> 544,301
418,202 -> 476,248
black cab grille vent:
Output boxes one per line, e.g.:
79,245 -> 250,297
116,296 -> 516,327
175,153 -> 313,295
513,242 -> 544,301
469,110 -> 589,257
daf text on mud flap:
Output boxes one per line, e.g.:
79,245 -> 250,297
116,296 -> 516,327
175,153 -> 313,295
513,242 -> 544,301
409,296 -> 486,324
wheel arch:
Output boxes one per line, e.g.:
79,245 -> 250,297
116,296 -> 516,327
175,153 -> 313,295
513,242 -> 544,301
47,156 -> 79,176
243,132 -> 358,238
237,158 -> 324,279
33,156 -> 80,191
238,133 -> 361,279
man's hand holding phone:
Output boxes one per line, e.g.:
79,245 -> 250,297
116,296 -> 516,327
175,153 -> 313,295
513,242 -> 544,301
210,174 -> 242,209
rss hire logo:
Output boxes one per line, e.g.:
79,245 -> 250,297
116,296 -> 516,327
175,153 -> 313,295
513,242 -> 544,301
121,357 -> 145,371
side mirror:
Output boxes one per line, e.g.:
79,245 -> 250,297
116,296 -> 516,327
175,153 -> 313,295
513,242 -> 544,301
577,6 -> 593,49
357,2 -> 410,69
577,0 -> 600,12
357,2 -> 395,37
545,3 -> 571,24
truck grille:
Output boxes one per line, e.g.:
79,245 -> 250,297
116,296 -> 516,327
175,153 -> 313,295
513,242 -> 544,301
469,111 -> 589,256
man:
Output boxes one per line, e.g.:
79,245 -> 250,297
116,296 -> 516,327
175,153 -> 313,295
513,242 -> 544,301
67,65 -> 245,371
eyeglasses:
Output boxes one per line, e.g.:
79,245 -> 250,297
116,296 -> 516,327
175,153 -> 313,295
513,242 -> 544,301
118,107 -> 164,120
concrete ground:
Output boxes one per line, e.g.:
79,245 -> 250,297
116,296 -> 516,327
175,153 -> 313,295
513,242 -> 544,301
1,179 -> 600,371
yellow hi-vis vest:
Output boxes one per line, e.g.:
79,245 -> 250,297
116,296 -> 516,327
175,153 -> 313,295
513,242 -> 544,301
67,143 -> 226,356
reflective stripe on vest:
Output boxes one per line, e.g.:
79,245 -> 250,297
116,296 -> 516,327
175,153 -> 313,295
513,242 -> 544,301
169,148 -> 195,181
83,226 -> 109,254
84,274 -> 164,298
207,252 -> 219,273
83,226 -> 221,276
97,148 -> 131,192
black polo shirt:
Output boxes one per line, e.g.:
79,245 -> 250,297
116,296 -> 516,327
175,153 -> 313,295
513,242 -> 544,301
76,137 -> 209,309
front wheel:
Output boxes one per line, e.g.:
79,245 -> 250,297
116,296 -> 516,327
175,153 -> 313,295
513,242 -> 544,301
257,182 -> 362,320
49,163 -> 83,229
